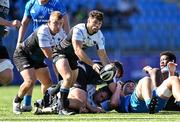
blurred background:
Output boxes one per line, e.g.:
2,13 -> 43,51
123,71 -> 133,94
3,0 -> 180,84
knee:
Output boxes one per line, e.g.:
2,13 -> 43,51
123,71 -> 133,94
63,72 -> 73,84
41,80 -> 52,90
0,77 -> 12,85
170,76 -> 180,83
0,70 -> 13,85
24,79 -> 34,88
2,77 -> 13,85
141,76 -> 151,83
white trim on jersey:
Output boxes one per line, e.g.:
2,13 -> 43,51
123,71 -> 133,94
37,24 -> 66,48
72,23 -> 105,50
87,84 -> 97,107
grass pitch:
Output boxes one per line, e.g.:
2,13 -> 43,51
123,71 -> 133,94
0,86 -> 180,122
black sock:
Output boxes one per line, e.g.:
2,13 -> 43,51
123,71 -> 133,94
14,95 -> 23,103
49,82 -> 61,95
59,88 -> 69,109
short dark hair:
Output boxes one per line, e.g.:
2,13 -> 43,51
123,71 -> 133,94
122,80 -> 135,86
88,10 -> 104,21
113,61 -> 124,77
93,85 -> 112,102
160,51 -> 176,63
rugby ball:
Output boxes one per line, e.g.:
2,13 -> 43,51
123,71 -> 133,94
100,64 -> 116,81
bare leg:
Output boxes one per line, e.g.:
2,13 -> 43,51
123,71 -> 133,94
0,68 -> 13,85
18,68 -> 36,98
157,76 -> 180,101
35,67 -> 52,94
55,58 -> 78,115
136,76 -> 152,100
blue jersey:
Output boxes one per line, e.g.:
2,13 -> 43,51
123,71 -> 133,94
102,90 -> 168,113
101,95 -> 131,113
24,0 -> 67,30
117,95 -> 131,113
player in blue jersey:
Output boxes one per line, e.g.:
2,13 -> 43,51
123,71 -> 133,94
16,0 -> 70,111
12,11 -> 66,115
17,0 -> 70,46
144,51 -> 180,111
0,0 -> 21,85
100,72 -> 180,114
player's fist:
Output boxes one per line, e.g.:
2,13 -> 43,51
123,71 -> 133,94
92,63 -> 102,73
143,66 -> 153,73
11,20 -> 21,28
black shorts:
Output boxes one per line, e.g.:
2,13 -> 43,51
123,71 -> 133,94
72,67 -> 87,91
0,45 -> 9,59
53,47 -> 79,70
163,96 -> 180,111
13,48 -> 47,72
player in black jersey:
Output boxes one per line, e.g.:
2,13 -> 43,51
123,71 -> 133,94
13,11 -> 65,115
52,10 -> 112,115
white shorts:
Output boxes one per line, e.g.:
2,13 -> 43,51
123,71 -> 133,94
156,85 -> 172,98
0,59 -> 14,72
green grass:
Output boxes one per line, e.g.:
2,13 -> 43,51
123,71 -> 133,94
0,86 -> 180,122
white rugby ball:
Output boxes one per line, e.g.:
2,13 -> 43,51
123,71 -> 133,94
100,64 -> 116,81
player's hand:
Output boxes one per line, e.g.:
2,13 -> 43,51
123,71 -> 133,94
11,20 -> 21,28
143,66 -> 153,74
95,107 -> 106,113
92,63 -> 102,73
167,61 -> 177,74
117,82 -> 122,89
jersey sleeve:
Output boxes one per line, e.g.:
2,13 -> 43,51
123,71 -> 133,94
37,26 -> 51,48
24,0 -> 34,18
100,100 -> 111,111
72,27 -> 84,42
96,31 -> 105,50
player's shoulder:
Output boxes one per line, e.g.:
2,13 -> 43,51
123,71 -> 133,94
73,23 -> 86,30
37,24 -> 49,34
26,0 -> 36,5
25,0 -> 37,8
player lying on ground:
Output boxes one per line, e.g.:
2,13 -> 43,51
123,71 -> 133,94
143,51 -> 180,110
100,74 -> 180,113
33,61 -> 123,114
